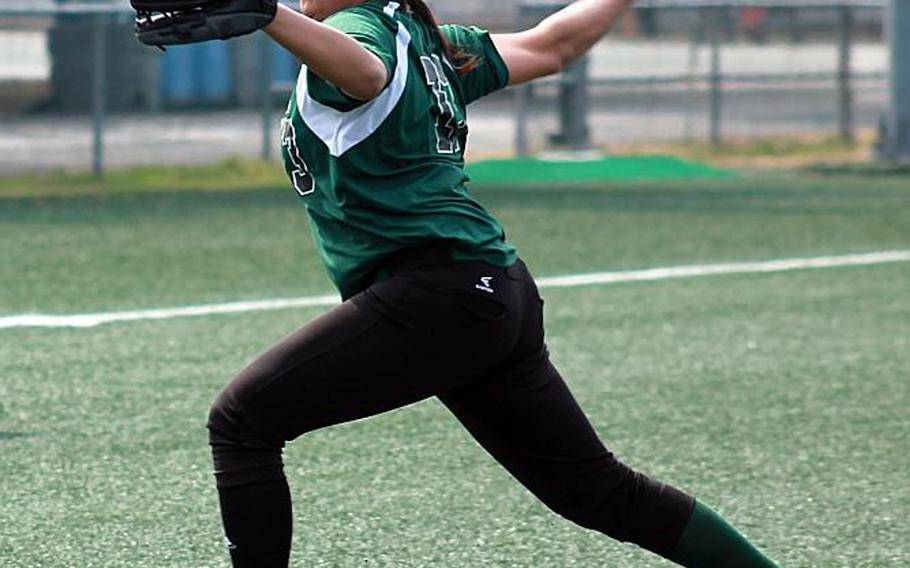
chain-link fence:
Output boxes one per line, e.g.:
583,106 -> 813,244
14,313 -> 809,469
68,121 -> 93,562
514,0 -> 890,153
0,1 -> 892,174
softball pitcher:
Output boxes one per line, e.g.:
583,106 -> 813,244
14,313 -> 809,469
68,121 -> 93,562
132,0 -> 783,566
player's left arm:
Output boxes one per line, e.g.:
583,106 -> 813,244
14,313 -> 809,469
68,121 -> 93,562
264,5 -> 388,101
491,0 -> 636,86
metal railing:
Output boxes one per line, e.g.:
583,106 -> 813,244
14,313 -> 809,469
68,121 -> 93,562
0,1 -> 292,176
0,1 -> 894,175
2,3 -> 125,175
514,0 -> 888,153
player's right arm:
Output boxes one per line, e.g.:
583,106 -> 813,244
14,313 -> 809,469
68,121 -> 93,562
492,0 -> 635,86
264,5 -> 388,101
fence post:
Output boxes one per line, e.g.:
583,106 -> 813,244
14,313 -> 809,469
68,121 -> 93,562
91,13 -> 107,177
788,7 -> 803,45
685,6 -> 708,141
259,34 -> 274,161
552,55 -> 591,150
514,83 -> 532,156
708,8 -> 723,146
837,5 -> 855,143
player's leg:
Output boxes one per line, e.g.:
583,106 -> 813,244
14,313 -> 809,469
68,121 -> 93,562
441,361 -> 780,567
439,353 -> 696,558
439,263 -> 780,567
207,263 -> 523,567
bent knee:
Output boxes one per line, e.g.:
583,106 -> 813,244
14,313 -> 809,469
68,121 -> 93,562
208,387 -> 287,488
207,388 -> 244,442
210,356 -> 286,424
208,385 -> 281,445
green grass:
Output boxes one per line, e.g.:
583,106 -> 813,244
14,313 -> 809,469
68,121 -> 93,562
642,133 -> 868,164
612,132 -> 884,170
0,154 -> 732,199
464,155 -> 734,184
1,174 -> 909,567
0,158 -> 288,198
689,134 -> 860,159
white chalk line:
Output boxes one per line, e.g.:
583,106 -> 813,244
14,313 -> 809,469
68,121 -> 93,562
2,250 -> 908,330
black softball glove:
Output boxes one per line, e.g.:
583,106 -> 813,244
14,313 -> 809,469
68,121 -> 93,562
132,0 -> 278,47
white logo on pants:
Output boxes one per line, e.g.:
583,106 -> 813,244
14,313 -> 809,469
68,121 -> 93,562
475,277 -> 495,294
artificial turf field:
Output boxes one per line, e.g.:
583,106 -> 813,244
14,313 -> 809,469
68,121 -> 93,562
1,173 -> 909,567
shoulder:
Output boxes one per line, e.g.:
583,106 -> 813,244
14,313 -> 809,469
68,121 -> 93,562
436,24 -> 510,104
439,24 -> 492,48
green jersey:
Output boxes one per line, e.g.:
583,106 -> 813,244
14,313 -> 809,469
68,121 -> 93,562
280,0 -> 517,299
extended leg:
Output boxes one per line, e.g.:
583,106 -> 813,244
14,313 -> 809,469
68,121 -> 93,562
440,352 -> 779,566
439,352 -> 695,558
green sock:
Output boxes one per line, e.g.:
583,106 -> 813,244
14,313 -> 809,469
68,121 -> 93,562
669,501 -> 780,568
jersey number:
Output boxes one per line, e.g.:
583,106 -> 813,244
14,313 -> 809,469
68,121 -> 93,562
280,118 -> 315,197
420,55 -> 462,155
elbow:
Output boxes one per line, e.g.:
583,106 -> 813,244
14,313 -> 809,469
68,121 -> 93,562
365,64 -> 390,98
346,61 -> 388,101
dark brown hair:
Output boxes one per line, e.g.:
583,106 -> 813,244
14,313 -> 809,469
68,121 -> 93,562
401,0 -> 482,74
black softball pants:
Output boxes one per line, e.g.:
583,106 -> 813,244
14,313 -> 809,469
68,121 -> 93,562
208,252 -> 694,566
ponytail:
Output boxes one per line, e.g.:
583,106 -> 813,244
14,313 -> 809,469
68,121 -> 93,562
400,0 -> 482,74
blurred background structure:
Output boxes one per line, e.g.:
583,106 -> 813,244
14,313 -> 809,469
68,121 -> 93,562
0,0 -> 905,175
880,0 -> 909,159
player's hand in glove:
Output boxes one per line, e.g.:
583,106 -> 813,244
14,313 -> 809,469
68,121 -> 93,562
132,0 -> 278,47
